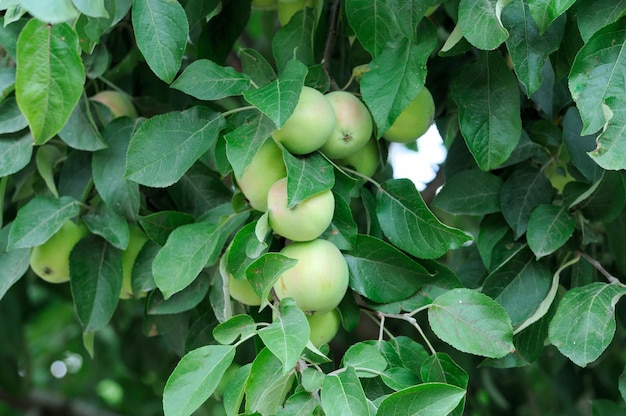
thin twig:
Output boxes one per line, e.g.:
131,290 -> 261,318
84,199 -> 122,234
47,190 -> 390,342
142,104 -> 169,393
322,0 -> 342,91
577,250 -> 622,284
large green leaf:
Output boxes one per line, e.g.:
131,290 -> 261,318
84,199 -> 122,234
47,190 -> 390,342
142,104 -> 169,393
272,7 -> 315,70
344,0 -> 401,57
132,0 -> 189,83
163,345 -> 236,416
458,0 -> 508,50
171,59 -> 253,100
569,20 -> 626,137
58,94 -> 107,151
73,0 -> 109,18
20,0 -> 79,24
246,253 -> 298,310
361,32 -> 437,137
0,96 -> 28,134
321,367 -> 371,416
527,204 -> 576,258
126,106 -> 225,187
283,150 -> 334,208
70,235 -> 123,333
432,170 -> 503,215
341,343 -> 388,378
0,224 -> 30,302
428,288 -> 515,358
15,20 -> 85,144
344,234 -> 431,303
376,179 -> 471,259
527,0 -> 575,34
452,51 -> 522,170
576,0 -> 626,42
549,282 -> 626,367
0,131 -> 32,177
245,348 -> 295,415
377,382 -> 466,416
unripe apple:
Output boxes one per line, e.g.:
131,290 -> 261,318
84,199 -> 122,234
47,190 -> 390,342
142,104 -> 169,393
307,308 -> 341,347
229,273 -> 263,306
119,224 -> 149,300
277,0 -> 307,26
271,86 -> 337,155
267,178 -> 334,242
382,87 -> 435,143
273,239 -> 349,314
90,90 -> 138,118
335,136 -> 380,178
29,219 -> 89,284
320,91 -> 373,159
235,139 -> 287,211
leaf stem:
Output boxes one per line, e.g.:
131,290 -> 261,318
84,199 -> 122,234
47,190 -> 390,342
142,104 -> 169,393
577,250 -> 622,284
221,105 -> 257,118
377,311 -> 437,355
321,154 -> 383,190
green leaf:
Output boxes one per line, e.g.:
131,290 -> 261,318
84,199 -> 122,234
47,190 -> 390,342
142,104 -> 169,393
8,195 -> 80,249
432,170 -> 503,215
239,48 -> 276,88
381,367 -> 421,391
70,235 -> 122,333
527,204 -> 576,258
35,144 -> 63,198
562,107 -> 604,183
171,59 -> 253,100
0,96 -> 28,134
344,234 -> 431,303
377,382 -> 466,416
242,59 -> 308,129
126,106 -> 226,187
92,118 -> 141,221
83,205 -> 130,250
277,391 -> 321,416
361,33 -> 437,137
225,112 -> 276,178
283,150 -> 335,207
500,165 -> 554,239
272,7 -> 315,70
421,353 -> 469,391
15,20 -> 85,144
246,253 -> 298,310
451,51 -> 522,170
527,0 -> 575,34
568,20 -> 626,136
588,97 -> 626,171
132,0 -> 189,83
147,270 -> 210,315
576,0 -> 626,42
58,94 -> 107,151
75,0 -> 133,52
428,288 -> 515,358
321,367 -> 371,416
163,345 -> 236,416
341,342 -> 388,378
226,221 -> 270,281
502,1 -> 565,96
245,348 -> 295,415
0,68 -> 16,103
387,0 -> 441,40
223,363 -> 251,416
213,314 -> 257,345
258,298 -> 310,373
570,170 -> 626,223
548,282 -> 626,367
0,131 -> 32,177
138,211 -> 195,247
0,224 -> 30,301
379,336 -> 430,376
458,0 -> 508,50
20,0 -> 79,24
344,0 -> 402,57
376,179 -> 472,259
73,0 -> 109,18
482,248 -> 552,326
321,195 -> 358,250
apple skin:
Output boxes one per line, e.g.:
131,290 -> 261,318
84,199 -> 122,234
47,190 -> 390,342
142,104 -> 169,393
90,90 -> 138,118
335,136 -> 380,177
307,308 -> 341,347
235,139 -> 287,211
119,224 -> 149,300
29,220 -> 89,284
267,178 -> 334,242
382,87 -> 435,143
271,86 -> 337,155
273,239 -> 349,314
229,273 -> 263,306
320,91 -> 373,159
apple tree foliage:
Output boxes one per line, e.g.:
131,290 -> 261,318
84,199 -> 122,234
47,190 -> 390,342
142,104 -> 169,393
1,0 -> 626,415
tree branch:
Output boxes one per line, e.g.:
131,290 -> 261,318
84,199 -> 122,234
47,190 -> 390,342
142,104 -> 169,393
322,0 -> 342,91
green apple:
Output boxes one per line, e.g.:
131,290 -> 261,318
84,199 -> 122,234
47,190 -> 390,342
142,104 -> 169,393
382,87 -> 435,143
267,177 -> 334,242
273,239 -> 349,314
29,219 -> 89,284
119,224 -> 149,300
90,90 -> 138,118
335,136 -> 380,177
271,86 -> 337,155
307,308 -> 341,347
320,91 -> 373,159
229,273 -> 263,306
277,0 -> 306,25
235,138 -> 287,211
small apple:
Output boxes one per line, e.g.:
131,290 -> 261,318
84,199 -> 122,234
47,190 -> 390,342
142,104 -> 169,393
235,138 -> 287,211
307,308 -> 341,347
271,86 -> 337,155
29,219 -> 89,284
320,91 -> 373,159
382,86 -> 435,143
90,90 -> 138,118
229,273 -> 263,306
267,178 -> 334,242
335,136 -> 380,178
119,224 -> 149,300
273,239 -> 349,314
